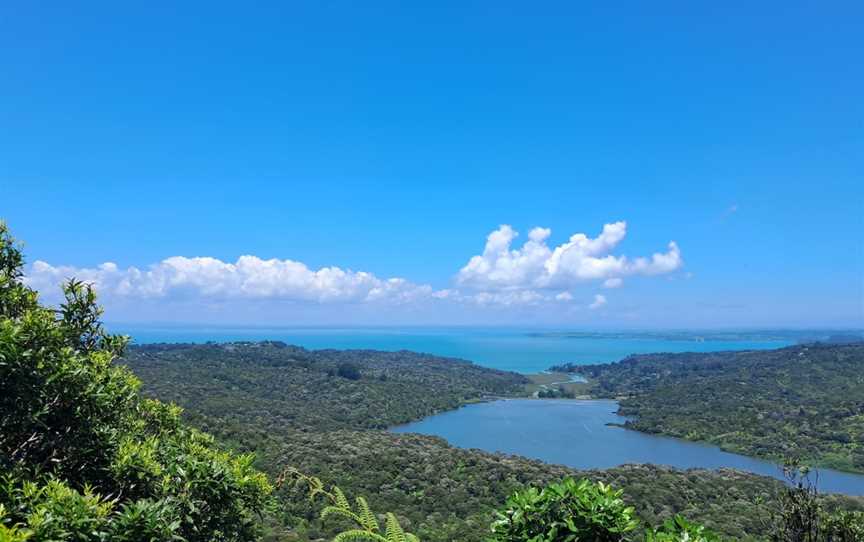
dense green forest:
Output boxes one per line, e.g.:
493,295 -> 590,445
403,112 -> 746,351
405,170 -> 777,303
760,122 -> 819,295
122,342 -> 864,541
551,344 -> 864,473
125,342 -> 528,431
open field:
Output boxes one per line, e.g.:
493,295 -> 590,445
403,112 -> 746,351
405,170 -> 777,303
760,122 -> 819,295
525,372 -> 592,398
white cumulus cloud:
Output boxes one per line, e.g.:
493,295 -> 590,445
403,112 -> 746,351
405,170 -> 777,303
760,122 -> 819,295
457,221 -> 682,290
26,256 -> 436,305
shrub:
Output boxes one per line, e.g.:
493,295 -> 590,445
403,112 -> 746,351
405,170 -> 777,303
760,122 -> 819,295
489,478 -> 640,542
0,221 -> 272,541
765,462 -> 864,542
645,515 -> 723,542
822,510 -> 864,542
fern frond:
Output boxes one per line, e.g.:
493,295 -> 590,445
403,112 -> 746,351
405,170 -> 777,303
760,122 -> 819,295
384,512 -> 407,542
321,505 -> 363,525
332,529 -> 388,542
309,476 -> 324,492
307,476 -> 326,501
332,485 -> 352,510
279,467 -> 420,542
356,496 -> 380,532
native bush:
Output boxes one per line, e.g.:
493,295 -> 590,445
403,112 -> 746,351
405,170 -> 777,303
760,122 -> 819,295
489,478 -> 640,542
767,464 -> 864,542
0,221 -> 272,541
821,510 -> 864,542
645,515 -> 723,542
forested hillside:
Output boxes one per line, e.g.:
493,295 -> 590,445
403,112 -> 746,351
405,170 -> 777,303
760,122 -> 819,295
552,344 -> 864,473
122,343 -> 864,541
126,342 -> 528,430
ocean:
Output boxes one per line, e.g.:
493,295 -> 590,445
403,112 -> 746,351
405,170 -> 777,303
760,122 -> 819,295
114,324 -> 795,374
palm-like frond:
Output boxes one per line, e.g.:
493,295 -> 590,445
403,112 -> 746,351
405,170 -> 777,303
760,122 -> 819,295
333,486 -> 352,510
307,476 -> 327,501
332,529 -> 388,542
279,466 -> 420,542
384,512 -> 408,542
321,505 -> 363,525
356,496 -> 380,532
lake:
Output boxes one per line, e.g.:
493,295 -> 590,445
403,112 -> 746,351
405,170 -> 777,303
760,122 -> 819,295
116,325 -> 794,373
392,399 -> 864,496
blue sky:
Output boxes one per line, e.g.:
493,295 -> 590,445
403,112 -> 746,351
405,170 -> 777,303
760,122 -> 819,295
2,1 -> 862,327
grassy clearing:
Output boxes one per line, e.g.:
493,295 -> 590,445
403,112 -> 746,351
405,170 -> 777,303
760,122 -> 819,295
524,372 -> 592,398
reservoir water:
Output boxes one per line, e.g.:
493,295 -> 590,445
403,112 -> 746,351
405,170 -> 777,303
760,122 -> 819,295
392,399 -> 864,496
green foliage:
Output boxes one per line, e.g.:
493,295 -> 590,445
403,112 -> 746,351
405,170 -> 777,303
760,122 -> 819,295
0,222 -> 33,321
124,341 -> 528,432
555,345 -> 864,473
489,478 -> 639,541
821,510 -> 864,542
537,388 -> 575,399
0,223 -> 272,541
766,464 -> 864,542
337,362 -> 362,381
282,469 -> 419,542
645,515 -> 723,542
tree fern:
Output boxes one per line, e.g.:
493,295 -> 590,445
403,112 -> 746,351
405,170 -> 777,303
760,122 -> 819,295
332,530 -> 389,542
356,496 -> 380,532
321,504 -> 364,525
333,486 -> 352,511
384,512 -> 409,542
280,467 -> 420,542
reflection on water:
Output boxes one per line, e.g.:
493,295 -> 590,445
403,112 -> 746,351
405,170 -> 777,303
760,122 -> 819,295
392,399 -> 864,496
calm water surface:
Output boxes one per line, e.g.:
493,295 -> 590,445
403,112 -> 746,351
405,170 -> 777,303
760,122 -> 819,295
117,325 -> 792,374
392,399 -> 864,496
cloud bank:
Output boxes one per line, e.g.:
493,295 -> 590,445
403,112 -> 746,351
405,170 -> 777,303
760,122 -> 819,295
25,221 -> 682,313
26,257 -> 433,304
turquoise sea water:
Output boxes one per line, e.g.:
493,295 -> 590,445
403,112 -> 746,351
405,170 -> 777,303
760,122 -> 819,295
116,325 -> 794,374
392,399 -> 864,496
